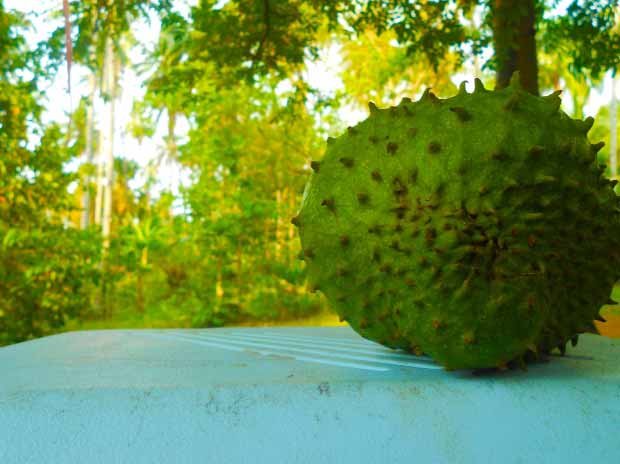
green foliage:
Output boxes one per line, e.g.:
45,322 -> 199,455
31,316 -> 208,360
590,103 -> 620,176
61,0 -> 173,66
191,0 -> 324,81
2,0 -> 620,346
0,226 -> 101,346
337,1 -> 619,76
140,12 -> 190,113
339,28 -> 461,108
542,0 -> 620,79
0,5 -> 100,346
318,0 -> 479,70
0,117 -> 101,345
176,79 -> 325,325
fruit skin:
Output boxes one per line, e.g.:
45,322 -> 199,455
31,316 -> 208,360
293,74 -> 620,371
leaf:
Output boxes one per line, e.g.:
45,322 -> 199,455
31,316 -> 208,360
2,229 -> 17,250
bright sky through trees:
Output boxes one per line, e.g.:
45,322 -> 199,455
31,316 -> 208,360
5,0 -> 194,201
5,0 -> 617,206
3,0 -> 620,348
4,0 -> 351,203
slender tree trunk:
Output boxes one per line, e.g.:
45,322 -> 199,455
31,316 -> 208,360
572,88 -> 590,120
516,0 -> 538,95
94,39 -> 110,315
264,220 -> 271,261
470,5 -> 482,78
492,0 -> 539,95
167,110 -> 177,159
286,187 -> 296,266
136,247 -> 148,313
236,245 -> 242,276
215,255 -> 223,313
551,72 -> 561,91
274,188 -> 282,260
284,187 -> 290,266
94,137 -> 105,225
81,73 -> 96,229
94,91 -> 106,226
95,43 -> 112,228
611,72 -> 618,178
473,53 -> 481,80
492,0 -> 517,89
102,39 -> 116,254
100,37 -> 117,318
136,271 -> 144,313
235,244 -> 242,305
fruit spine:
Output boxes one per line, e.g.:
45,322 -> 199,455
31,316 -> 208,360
293,74 -> 620,371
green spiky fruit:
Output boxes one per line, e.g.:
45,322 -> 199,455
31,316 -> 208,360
294,75 -> 620,371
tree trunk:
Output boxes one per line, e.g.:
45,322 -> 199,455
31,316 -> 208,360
136,269 -> 144,314
136,246 -> 148,313
167,109 -> 177,159
285,187 -> 292,266
264,220 -> 271,261
611,72 -> 618,178
215,255 -> 223,313
94,134 -> 105,225
81,73 -> 96,229
94,84 -> 106,226
235,243 -> 242,304
102,38 -> 116,254
100,37 -> 117,318
492,0 -> 539,95
571,88 -> 590,120
274,188 -> 282,260
470,5 -> 482,79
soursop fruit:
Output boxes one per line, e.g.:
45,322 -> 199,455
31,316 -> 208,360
293,74 -> 620,371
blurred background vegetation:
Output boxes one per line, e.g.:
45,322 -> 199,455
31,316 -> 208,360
1,0 -> 620,347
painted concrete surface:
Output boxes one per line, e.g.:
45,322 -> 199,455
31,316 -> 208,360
0,327 -> 619,463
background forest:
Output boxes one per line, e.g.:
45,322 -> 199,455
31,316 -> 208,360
2,0 -> 620,347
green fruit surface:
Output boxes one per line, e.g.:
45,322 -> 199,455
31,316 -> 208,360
295,76 -> 620,370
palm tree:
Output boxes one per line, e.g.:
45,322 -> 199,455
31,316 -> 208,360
610,72 -> 618,179
139,12 -> 190,162
121,216 -> 166,313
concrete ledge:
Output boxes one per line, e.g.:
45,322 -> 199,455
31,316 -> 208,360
1,327 -> 619,463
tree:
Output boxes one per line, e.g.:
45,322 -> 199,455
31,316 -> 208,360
0,3 -> 99,345
339,28 -> 461,108
191,0 -> 325,82
590,100 -> 620,177
139,11 -> 191,161
4,0 -> 617,342
193,0 -> 620,95
179,78 -> 325,323
611,74 -> 618,177
80,73 -> 97,229
48,0 -> 177,315
538,50 -> 598,118
331,0 -> 620,95
117,216 -> 166,313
